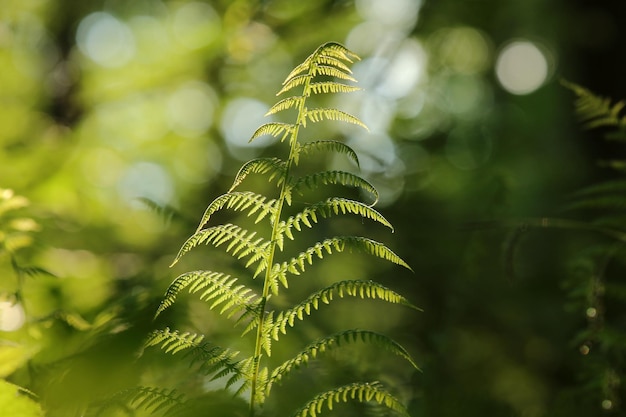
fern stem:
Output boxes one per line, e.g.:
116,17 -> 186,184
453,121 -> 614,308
248,59 -> 314,417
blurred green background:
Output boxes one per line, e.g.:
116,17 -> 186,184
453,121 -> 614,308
2,0 -> 626,416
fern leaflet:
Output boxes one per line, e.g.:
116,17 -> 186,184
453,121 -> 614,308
144,328 -> 205,355
268,329 -> 419,391
250,122 -> 296,143
155,270 -> 258,318
310,65 -> 357,82
302,108 -> 368,130
562,79 -> 626,130
291,170 -> 379,206
268,280 -> 419,338
281,236 -> 411,277
145,329 -> 248,385
292,381 -> 409,417
277,75 -> 310,96
229,157 -> 287,192
299,140 -> 360,167
266,96 -> 306,116
170,224 -> 270,269
195,191 -> 277,232
92,386 -> 186,416
274,198 -> 393,250
307,81 -> 362,95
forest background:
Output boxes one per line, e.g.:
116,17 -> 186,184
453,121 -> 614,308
2,0 -> 626,416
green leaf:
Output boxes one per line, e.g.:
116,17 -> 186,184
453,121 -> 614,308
310,65 -> 357,82
303,108 -> 368,130
91,386 -> 186,416
292,382 -> 409,417
307,81 -> 361,95
170,224 -> 270,267
281,236 -> 412,276
266,96 -> 305,115
250,122 -> 295,142
0,380 -> 42,417
269,280 -> 419,338
277,198 -> 394,243
229,157 -> 287,192
291,170 -> 379,206
562,79 -> 626,129
269,329 -> 419,392
195,192 -> 277,232
299,140 -> 360,167
155,270 -> 258,318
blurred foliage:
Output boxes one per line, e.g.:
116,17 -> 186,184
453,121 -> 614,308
1,0 -> 625,416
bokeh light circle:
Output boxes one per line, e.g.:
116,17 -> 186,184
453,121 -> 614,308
495,40 -> 550,95
76,12 -> 136,68
0,301 -> 25,331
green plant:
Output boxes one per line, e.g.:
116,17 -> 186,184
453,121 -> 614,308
115,42 -> 419,417
469,81 -> 626,412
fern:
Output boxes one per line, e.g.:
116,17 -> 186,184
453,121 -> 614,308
292,382 -> 410,417
290,170 -> 379,205
155,270 -> 258,319
561,80 -> 626,131
141,42 -> 418,417
269,280 -> 420,338
299,140 -> 360,166
229,158 -> 288,193
268,329 -> 420,388
473,82 -> 626,411
91,386 -> 186,416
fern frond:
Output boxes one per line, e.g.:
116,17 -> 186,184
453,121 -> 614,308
170,224 -> 270,269
277,75 -> 310,96
228,357 -> 263,400
195,192 -> 277,232
319,42 -> 360,61
299,140 -> 360,167
260,312 -> 274,356
270,280 -> 419,338
565,194 -> 626,212
282,48 -> 355,87
562,80 -> 626,129
269,329 -> 418,390
310,66 -> 357,82
567,178 -> 626,200
266,96 -> 306,116
185,344 -> 246,385
144,328 -> 247,386
280,236 -> 412,278
291,170 -> 379,206
280,42 -> 360,95
599,159 -> 626,172
229,157 -> 287,192
292,381 -> 409,417
275,198 -> 393,249
155,270 -> 258,318
303,108 -> 368,130
10,262 -> 55,278
137,197 -> 190,225
144,328 -> 205,355
283,62 -> 309,84
307,81 -> 361,96
250,122 -> 296,142
94,386 -> 186,416
312,54 -> 354,73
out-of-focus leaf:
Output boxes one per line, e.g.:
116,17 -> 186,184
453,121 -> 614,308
0,379 -> 43,417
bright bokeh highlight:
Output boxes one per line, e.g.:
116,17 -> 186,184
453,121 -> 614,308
495,40 -> 550,95
76,12 -> 136,67
0,301 -> 25,331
